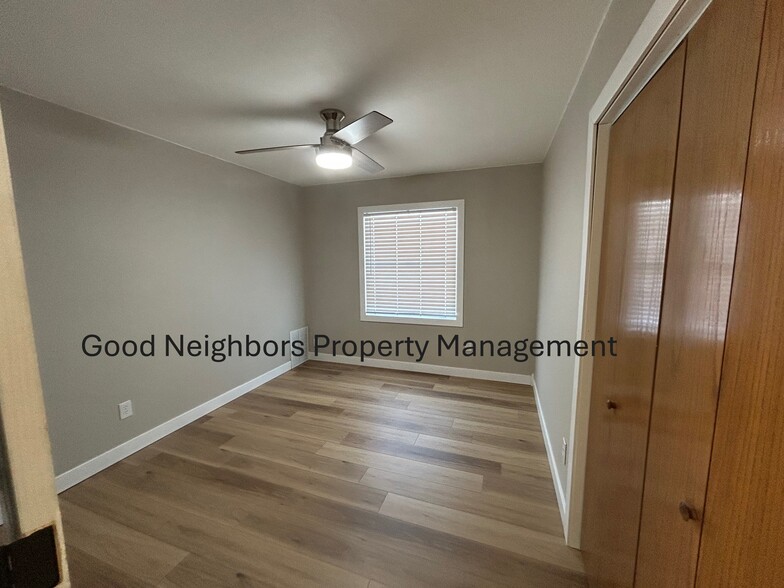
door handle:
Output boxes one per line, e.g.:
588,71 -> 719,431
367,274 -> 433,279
679,501 -> 698,521
606,399 -> 618,410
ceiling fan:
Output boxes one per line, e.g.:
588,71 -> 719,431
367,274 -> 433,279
235,109 -> 392,173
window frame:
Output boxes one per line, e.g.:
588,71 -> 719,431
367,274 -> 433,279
357,199 -> 465,327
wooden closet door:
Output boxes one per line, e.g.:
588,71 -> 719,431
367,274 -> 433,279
634,0 -> 766,586
581,44 -> 685,588
696,0 -> 784,584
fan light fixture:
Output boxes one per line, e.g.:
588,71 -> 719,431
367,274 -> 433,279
236,108 -> 391,174
316,145 -> 352,169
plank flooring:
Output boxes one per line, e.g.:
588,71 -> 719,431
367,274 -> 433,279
60,362 -> 585,587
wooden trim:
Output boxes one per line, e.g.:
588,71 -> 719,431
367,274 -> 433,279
0,102 -> 69,583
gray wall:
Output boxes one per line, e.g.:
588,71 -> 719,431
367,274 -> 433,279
1,88 -> 306,475
303,165 -> 542,375
535,0 -> 656,490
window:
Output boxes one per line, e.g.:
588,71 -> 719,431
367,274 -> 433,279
358,200 -> 464,327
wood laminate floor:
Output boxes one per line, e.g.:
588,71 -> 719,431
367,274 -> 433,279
60,362 -> 585,587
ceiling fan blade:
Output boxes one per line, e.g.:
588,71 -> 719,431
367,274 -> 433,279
351,147 -> 384,173
332,111 -> 392,145
235,144 -> 318,155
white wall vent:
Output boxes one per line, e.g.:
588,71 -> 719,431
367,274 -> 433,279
290,326 -> 308,368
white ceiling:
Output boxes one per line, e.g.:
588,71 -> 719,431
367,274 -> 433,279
0,1 -> 610,186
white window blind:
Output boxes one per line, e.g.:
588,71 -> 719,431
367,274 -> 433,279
360,203 -> 462,324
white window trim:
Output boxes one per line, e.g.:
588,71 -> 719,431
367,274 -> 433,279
358,199 -> 465,327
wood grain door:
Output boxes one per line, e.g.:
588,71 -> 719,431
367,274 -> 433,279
634,0 -> 767,586
581,44 -> 685,588
696,0 -> 784,584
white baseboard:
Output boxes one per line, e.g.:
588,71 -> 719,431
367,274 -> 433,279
531,373 -> 568,541
55,360 -> 292,493
308,352 -> 532,385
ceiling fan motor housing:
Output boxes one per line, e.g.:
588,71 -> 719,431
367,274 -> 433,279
319,109 -> 351,156
320,108 -> 346,134
318,136 -> 352,156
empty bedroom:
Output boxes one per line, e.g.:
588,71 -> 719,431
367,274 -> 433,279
1,0 -> 783,587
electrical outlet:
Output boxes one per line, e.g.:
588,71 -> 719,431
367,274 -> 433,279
561,437 -> 568,466
118,400 -> 133,420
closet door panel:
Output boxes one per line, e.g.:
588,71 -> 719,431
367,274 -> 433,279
635,0 -> 766,586
581,44 -> 685,588
697,0 -> 784,584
